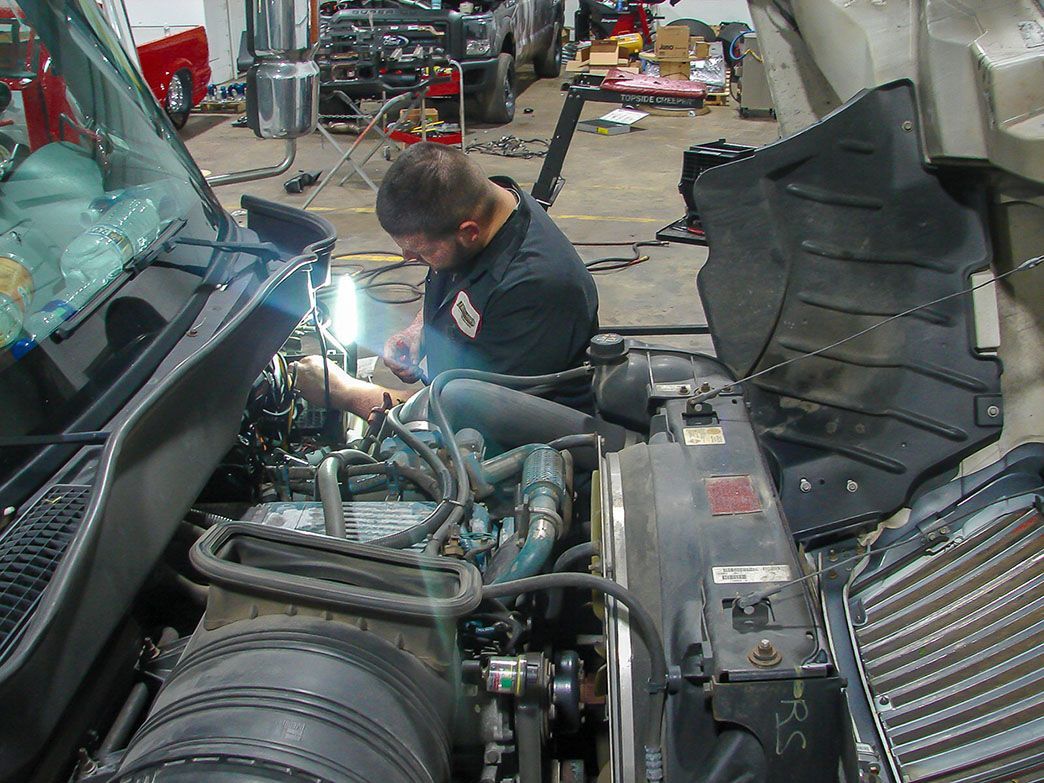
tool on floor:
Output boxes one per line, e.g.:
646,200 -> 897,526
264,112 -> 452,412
283,170 -> 323,194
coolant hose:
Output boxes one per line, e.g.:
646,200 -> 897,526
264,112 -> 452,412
483,573 -> 667,783
317,449 -> 378,538
403,376 -> 630,472
425,367 -> 593,549
496,519 -> 557,582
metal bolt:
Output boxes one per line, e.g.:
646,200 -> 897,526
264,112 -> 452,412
987,405 -> 1000,418
748,638 -> 782,667
679,385 -> 690,394
939,526 -> 950,535
699,382 -> 711,393
846,480 -> 858,493
799,478 -> 812,493
901,120 -> 913,131
878,695 -> 890,706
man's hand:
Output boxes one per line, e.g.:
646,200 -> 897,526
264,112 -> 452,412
291,354 -> 337,405
383,320 -> 424,383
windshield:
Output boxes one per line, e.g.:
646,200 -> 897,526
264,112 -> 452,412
0,0 -> 226,487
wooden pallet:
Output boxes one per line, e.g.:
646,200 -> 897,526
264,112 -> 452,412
704,69 -> 731,106
198,98 -> 246,114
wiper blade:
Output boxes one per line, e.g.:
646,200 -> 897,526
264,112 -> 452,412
0,431 -> 109,447
52,219 -> 190,342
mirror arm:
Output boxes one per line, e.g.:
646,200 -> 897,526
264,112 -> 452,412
205,138 -> 297,187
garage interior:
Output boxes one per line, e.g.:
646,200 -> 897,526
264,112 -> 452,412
185,75 -> 779,393
0,2 -> 1041,782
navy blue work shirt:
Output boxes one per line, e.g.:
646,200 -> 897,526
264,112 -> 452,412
421,177 -> 598,408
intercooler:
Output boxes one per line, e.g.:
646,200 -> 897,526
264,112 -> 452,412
244,501 -> 435,547
848,505 -> 1044,783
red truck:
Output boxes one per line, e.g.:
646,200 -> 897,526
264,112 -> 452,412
136,26 -> 211,128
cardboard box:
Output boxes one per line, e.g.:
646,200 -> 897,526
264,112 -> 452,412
589,40 -> 623,67
692,40 -> 711,59
655,26 -> 690,61
658,60 -> 690,80
565,59 -> 589,73
398,107 -> 440,124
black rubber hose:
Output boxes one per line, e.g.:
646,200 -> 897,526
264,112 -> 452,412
548,433 -> 599,452
554,541 -> 597,572
370,405 -> 461,549
483,573 -> 666,782
425,366 -> 594,547
317,449 -> 378,538
342,463 -> 441,500
546,539 -> 596,622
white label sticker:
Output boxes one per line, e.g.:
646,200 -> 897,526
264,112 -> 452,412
450,290 -> 481,339
1018,20 -> 1044,48
684,426 -> 726,445
712,565 -> 792,584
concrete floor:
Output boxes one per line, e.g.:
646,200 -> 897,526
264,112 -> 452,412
184,68 -> 779,386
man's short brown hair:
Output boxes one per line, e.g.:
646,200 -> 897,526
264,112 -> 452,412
376,142 -> 497,238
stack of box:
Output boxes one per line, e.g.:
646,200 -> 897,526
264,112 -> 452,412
564,34 -> 643,75
637,28 -> 725,88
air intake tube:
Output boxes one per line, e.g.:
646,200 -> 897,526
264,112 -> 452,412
114,616 -> 453,783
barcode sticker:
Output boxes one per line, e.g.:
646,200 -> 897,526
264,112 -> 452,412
712,565 -> 792,584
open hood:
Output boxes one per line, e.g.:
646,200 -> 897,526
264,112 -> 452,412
696,81 -> 1003,541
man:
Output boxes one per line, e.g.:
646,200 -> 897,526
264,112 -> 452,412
294,142 -> 598,414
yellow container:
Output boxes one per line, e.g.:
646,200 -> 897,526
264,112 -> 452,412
609,32 -> 643,54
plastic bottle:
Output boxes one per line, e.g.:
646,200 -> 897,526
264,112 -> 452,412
59,196 -> 161,310
0,250 -> 33,348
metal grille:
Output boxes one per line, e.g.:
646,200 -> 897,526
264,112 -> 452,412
849,507 -> 1044,783
0,485 -> 91,659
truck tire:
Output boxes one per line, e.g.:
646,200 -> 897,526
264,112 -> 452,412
165,71 -> 192,129
534,21 -> 563,78
478,53 -> 516,124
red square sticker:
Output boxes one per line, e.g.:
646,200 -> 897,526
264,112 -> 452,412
705,475 -> 762,516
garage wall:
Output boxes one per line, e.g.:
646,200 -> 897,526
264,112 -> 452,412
124,0 -> 244,84
563,0 -> 753,34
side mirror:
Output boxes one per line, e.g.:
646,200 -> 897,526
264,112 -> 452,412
244,0 -> 318,140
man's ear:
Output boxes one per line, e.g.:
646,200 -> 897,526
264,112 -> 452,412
457,220 -> 482,245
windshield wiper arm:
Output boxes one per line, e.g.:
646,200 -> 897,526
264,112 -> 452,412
51,219 -> 190,342
0,431 -> 110,447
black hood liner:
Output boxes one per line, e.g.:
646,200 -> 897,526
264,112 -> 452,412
695,80 -> 1002,540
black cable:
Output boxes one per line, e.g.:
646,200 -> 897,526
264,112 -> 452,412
580,241 -> 670,274
483,572 -> 666,782
311,306 -> 333,418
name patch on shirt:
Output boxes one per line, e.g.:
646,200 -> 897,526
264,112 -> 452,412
451,290 -> 482,339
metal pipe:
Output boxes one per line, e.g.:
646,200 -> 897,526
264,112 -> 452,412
317,449 -> 378,538
206,139 -> 297,187
98,682 -> 150,758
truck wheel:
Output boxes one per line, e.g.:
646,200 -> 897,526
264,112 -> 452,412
166,71 -> 192,129
534,21 -> 563,78
478,53 -> 516,124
